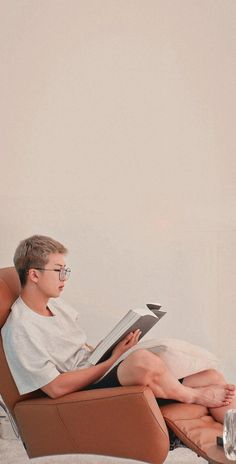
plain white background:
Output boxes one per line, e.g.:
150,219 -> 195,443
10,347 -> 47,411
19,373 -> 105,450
1,1 -> 235,381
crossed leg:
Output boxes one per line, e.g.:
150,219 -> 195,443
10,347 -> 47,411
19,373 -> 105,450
117,349 -> 235,423
183,369 -> 236,423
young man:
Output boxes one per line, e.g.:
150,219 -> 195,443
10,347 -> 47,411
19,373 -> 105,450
2,235 -> 235,424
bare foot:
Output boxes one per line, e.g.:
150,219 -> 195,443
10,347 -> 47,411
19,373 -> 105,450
191,384 -> 235,408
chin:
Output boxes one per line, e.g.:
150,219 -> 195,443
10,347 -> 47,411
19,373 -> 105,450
49,291 -> 61,298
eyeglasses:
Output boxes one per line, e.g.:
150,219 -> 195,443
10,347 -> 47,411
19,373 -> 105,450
33,267 -> 71,281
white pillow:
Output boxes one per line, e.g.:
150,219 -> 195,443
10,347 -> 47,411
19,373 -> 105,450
121,338 -> 220,379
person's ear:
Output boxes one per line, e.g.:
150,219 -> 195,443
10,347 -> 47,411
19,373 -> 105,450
28,268 -> 40,284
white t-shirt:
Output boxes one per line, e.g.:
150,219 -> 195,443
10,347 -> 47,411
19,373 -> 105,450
2,297 -> 93,395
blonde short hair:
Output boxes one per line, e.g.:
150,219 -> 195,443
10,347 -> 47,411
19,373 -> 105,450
14,235 -> 68,286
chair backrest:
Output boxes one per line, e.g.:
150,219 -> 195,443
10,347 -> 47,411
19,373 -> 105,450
0,267 -> 43,417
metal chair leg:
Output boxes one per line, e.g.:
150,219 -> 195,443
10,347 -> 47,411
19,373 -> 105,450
0,400 -> 20,439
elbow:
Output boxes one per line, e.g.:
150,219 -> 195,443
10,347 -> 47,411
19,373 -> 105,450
47,388 -> 62,399
42,378 -> 67,399
41,373 -> 81,398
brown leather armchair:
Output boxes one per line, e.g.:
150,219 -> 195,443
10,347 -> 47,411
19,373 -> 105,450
0,267 -> 228,464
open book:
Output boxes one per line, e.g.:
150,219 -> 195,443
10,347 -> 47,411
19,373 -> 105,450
88,304 -> 166,365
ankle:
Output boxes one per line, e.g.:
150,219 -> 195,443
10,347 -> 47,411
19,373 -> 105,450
178,386 -> 196,404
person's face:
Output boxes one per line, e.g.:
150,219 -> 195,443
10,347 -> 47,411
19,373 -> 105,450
32,253 -> 69,299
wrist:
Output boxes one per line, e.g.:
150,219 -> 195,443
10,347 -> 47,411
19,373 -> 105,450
108,352 -> 120,365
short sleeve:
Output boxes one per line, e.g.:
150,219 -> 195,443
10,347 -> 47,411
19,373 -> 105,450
3,326 -> 60,395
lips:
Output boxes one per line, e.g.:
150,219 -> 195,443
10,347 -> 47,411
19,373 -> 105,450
59,286 -> 64,291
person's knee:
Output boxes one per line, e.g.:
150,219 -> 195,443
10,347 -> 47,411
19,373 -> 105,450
128,349 -> 164,367
124,349 -> 166,385
204,368 -> 225,385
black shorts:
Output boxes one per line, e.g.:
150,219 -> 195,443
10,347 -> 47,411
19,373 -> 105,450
81,363 -> 122,391
81,362 -> 184,406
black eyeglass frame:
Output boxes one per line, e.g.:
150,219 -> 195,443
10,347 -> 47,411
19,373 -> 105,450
33,267 -> 71,281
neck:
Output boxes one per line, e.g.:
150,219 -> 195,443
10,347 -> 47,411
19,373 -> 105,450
20,286 -> 51,316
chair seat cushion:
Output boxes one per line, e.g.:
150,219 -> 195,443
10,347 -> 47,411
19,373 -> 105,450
161,403 -> 223,461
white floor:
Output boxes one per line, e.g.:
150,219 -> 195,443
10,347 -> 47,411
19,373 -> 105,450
0,414 -> 206,464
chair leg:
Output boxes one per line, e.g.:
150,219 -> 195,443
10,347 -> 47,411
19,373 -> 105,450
168,426 -> 187,451
0,400 -> 20,439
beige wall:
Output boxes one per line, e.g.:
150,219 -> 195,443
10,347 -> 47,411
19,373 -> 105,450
1,1 -> 235,380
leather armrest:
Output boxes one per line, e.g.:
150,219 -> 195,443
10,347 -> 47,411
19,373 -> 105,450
14,386 -> 169,463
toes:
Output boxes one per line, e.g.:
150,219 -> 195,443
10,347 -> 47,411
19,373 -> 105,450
226,384 -> 235,391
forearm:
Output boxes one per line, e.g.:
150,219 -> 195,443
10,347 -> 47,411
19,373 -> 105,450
42,355 -> 118,398
42,330 -> 141,398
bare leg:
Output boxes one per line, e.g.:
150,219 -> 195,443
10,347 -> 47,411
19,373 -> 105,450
117,350 -> 235,409
183,369 -> 236,424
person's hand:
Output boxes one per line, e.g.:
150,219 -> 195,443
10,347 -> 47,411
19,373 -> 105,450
111,330 -> 141,361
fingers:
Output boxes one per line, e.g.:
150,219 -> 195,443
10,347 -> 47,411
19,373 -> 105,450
126,332 -> 134,340
125,329 -> 141,346
133,329 -> 141,343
